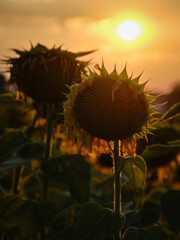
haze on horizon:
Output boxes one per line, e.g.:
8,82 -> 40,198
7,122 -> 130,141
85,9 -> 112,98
0,0 -> 180,93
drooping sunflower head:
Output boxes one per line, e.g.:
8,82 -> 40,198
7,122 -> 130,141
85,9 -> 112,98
64,62 -> 156,153
5,43 -> 95,103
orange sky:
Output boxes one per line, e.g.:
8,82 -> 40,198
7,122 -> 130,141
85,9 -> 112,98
0,0 -> 180,93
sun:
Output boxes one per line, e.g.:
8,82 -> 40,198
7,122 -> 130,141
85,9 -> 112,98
116,20 -> 142,41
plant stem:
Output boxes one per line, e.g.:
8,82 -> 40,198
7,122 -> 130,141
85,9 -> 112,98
40,103 -> 54,240
11,166 -> 21,194
44,103 -> 53,159
42,103 -> 53,201
113,140 -> 121,240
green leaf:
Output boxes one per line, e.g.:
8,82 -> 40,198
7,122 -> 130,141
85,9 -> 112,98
124,226 -> 169,240
0,195 -> 29,220
124,208 -> 158,229
119,156 -> 147,201
59,154 -> 91,203
48,225 -> 76,240
17,142 -> 44,159
159,102 -> 180,122
0,195 -> 57,237
141,140 -> 180,162
32,200 -> 57,230
138,209 -> 158,227
145,226 -> 169,240
41,158 -> 67,187
74,202 -> 126,240
0,130 -> 30,161
0,195 -> 35,238
142,187 -> 168,211
0,156 -> 30,171
48,188 -> 78,212
21,173 -> 42,199
161,190 -> 180,231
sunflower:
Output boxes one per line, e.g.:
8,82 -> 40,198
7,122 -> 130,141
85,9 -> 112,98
64,63 -> 156,155
5,43 -> 95,103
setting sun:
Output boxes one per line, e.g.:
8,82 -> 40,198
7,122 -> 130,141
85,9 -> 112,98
116,20 -> 142,41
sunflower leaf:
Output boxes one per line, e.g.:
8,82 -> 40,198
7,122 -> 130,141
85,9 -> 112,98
0,130 -> 30,161
59,154 -> 91,203
141,140 -> 180,162
119,155 -> 147,202
161,190 -> 180,231
74,202 -> 125,240
124,226 -> 169,240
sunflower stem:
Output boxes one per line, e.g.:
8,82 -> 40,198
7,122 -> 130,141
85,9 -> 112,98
11,166 -> 21,194
44,103 -> 54,160
40,103 -> 54,240
113,140 -> 121,240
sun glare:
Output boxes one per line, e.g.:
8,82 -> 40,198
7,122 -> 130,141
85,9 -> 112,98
116,20 -> 142,41
95,14 -> 154,50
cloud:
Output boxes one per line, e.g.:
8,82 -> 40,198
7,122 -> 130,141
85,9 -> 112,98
0,0 -> 101,19
0,13 -> 62,42
1,0 -> 177,21
0,0 -> 180,91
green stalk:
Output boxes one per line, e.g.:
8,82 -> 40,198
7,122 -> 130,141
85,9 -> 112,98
44,103 -> 54,160
113,140 -> 121,240
42,103 -> 53,201
40,103 -> 54,240
11,166 -> 21,194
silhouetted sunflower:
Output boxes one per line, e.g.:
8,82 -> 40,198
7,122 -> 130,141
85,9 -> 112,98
64,63 -> 156,154
6,43 -> 95,103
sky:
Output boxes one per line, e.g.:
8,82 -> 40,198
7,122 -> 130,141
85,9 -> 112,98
0,0 -> 180,93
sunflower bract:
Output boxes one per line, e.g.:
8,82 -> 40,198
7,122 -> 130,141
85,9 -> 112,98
64,63 -> 155,144
6,43 -> 95,103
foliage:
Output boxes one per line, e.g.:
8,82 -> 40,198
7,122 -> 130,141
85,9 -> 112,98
119,155 -> 147,202
0,56 -> 180,240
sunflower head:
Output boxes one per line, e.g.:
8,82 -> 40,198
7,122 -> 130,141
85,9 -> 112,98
64,63 -> 156,153
5,43 -> 95,103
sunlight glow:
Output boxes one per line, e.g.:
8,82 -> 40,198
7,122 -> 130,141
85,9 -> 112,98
71,14 -> 155,51
116,20 -> 142,41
